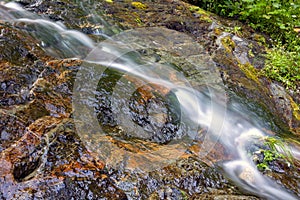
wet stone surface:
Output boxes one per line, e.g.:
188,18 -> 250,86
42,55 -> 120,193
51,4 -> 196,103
108,156 -> 255,199
0,0 -> 299,199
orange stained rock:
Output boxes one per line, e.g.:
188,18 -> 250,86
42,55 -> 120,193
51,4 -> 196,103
46,59 -> 82,71
52,159 -> 105,177
123,74 -> 171,103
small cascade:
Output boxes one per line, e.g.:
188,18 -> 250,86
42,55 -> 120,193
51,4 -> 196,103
0,2 -> 299,199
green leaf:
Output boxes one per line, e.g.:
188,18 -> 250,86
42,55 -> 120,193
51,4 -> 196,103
279,24 -> 286,30
272,3 -> 281,8
263,14 -> 271,19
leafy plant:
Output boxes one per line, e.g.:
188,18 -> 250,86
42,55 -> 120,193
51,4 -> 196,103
193,0 -> 300,89
264,136 -> 294,164
256,149 -> 281,171
198,0 -> 300,49
255,136 -> 294,171
263,47 -> 300,89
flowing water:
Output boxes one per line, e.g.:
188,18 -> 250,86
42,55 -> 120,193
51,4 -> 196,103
1,2 -> 300,199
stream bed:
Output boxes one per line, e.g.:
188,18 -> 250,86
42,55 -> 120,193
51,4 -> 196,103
0,1 -> 299,199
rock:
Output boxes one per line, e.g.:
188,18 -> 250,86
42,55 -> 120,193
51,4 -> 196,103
268,83 -> 300,134
109,156 -> 257,199
0,0 -> 299,199
94,0 -> 299,136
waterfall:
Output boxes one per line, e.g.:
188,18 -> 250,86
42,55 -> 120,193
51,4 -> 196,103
0,2 -> 298,199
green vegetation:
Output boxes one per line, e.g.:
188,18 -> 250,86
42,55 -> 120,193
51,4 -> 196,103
131,1 -> 147,10
263,47 -> 300,90
189,5 -> 213,22
195,0 -> 300,90
221,35 -> 235,53
255,136 -> 293,171
290,97 -> 300,120
135,17 -> 143,26
264,136 -> 293,164
256,149 -> 281,171
239,62 -> 260,84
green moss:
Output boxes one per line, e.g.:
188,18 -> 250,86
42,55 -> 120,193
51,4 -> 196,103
131,1 -> 147,10
238,62 -> 260,84
248,49 -> 255,58
214,28 -> 222,35
256,149 -> 281,171
189,5 -> 212,22
189,5 -> 209,14
135,17 -> 143,26
256,162 -> 269,171
289,97 -> 300,120
176,5 -> 184,10
221,36 -> 235,53
197,9 -> 210,15
200,15 -> 212,23
189,5 -> 200,12
253,33 -> 266,46
223,26 -> 242,36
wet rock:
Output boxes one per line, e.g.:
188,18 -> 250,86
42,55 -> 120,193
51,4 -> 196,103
94,71 -> 181,144
265,166 -> 300,199
0,115 -> 128,199
0,24 -> 40,65
91,0 -> 299,136
14,0 -> 299,129
268,83 -> 300,134
191,189 -> 260,200
0,0 -> 299,199
212,32 -> 298,135
109,156 -> 258,199
15,0 -> 122,37
0,24 -> 46,107
0,20 -> 127,198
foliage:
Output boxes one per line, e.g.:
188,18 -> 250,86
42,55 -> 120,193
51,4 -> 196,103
263,47 -> 300,89
256,149 -> 281,171
199,0 -> 300,48
194,0 -> 300,89
255,136 -> 293,171
264,136 -> 294,164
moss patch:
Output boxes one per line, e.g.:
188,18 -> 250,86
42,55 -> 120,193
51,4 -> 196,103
189,5 -> 212,23
289,97 -> 300,120
221,36 -> 235,53
135,17 -> 143,26
200,15 -> 212,23
214,28 -> 222,35
131,1 -> 147,10
189,5 -> 209,15
238,62 -> 260,84
253,33 -> 266,46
